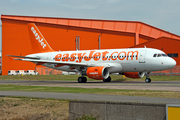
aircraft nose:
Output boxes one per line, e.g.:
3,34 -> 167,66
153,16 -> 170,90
168,58 -> 176,68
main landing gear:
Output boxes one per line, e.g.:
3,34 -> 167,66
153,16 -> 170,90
103,76 -> 111,82
78,77 -> 87,83
77,76 -> 112,83
145,72 -> 151,83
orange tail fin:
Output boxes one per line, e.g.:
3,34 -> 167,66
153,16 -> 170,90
27,23 -> 54,53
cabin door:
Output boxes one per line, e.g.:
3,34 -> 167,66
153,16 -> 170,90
139,50 -> 146,63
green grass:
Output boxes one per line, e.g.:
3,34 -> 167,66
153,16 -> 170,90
0,75 -> 180,81
76,115 -> 97,120
0,85 -> 180,99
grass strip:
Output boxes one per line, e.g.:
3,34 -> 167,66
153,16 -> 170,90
0,75 -> 180,81
0,85 -> 180,99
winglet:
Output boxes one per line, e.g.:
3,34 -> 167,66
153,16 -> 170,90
27,23 -> 54,53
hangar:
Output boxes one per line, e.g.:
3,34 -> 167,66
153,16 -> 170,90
1,14 -> 180,75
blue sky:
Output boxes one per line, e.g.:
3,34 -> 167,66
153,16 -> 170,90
1,0 -> 180,51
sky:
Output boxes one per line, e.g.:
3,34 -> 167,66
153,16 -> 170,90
1,0 -> 180,51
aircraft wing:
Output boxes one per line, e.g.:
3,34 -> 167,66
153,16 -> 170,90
12,57 -> 122,73
14,58 -> 99,67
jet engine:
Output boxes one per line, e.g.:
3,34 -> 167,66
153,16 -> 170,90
86,66 -> 109,80
123,72 -> 145,78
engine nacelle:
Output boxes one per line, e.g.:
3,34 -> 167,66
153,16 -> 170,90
86,66 -> 109,80
124,72 -> 145,79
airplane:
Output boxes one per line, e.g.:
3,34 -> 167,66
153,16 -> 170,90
8,23 -> 176,83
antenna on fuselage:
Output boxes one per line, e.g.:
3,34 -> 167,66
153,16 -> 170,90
144,45 -> 147,48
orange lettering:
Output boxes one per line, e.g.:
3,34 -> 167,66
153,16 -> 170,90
70,53 -> 76,61
84,51 -> 96,61
78,53 -> 86,63
118,51 -> 126,60
102,51 -> 109,61
93,52 -> 101,61
127,51 -> 138,60
54,54 -> 62,61
62,53 -> 69,62
111,52 -> 118,60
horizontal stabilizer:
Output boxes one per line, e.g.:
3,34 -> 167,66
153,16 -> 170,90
13,58 -> 23,60
7,55 -> 40,60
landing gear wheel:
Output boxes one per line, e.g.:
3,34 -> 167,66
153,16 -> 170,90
145,72 -> 151,83
83,77 -> 87,83
78,77 -> 83,83
103,76 -> 111,82
78,77 -> 87,83
145,78 -> 151,83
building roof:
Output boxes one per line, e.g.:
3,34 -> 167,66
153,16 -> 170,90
1,14 -> 180,41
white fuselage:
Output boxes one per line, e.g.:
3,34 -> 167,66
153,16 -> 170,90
27,48 -> 176,73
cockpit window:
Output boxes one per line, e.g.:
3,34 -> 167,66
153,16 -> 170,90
161,54 -> 167,57
153,54 -> 157,57
157,54 -> 161,57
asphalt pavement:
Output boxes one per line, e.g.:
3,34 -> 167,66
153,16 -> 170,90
0,91 -> 180,104
0,80 -> 180,91
0,80 -> 180,104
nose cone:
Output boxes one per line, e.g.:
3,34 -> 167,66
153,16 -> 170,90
168,58 -> 176,68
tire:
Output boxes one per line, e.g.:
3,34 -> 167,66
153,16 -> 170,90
83,77 -> 87,83
145,78 -> 151,83
78,77 -> 87,83
78,77 -> 83,83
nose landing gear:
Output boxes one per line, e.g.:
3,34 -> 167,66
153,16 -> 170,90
145,72 -> 151,83
145,78 -> 151,83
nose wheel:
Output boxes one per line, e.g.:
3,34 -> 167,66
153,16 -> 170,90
145,78 -> 151,83
145,72 -> 151,83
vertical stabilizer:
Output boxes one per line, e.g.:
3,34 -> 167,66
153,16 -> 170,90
27,23 -> 54,53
